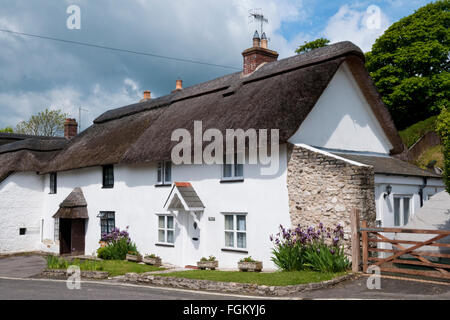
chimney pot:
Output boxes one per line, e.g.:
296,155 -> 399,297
140,90 -> 151,102
176,79 -> 183,90
64,118 -> 78,139
242,31 -> 278,75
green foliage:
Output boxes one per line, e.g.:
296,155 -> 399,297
46,255 -> 104,271
239,256 -> 257,263
398,116 -> 438,147
145,253 -> 160,259
365,1 -> 450,130
97,237 -> 138,260
436,107 -> 450,192
295,38 -> 330,54
271,240 -> 305,271
303,242 -> 350,273
0,127 -> 13,133
200,255 -> 216,262
157,270 -> 345,286
16,108 -> 68,136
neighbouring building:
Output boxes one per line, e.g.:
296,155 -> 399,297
0,33 -> 444,268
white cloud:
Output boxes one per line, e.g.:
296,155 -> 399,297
323,4 -> 390,52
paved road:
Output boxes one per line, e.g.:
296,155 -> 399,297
0,255 -> 46,278
0,277 -> 260,300
0,255 -> 448,300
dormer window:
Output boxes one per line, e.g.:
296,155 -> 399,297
49,172 -> 57,194
222,154 -> 244,182
157,161 -> 172,185
102,165 -> 114,188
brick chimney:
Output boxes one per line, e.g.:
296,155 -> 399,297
242,30 -> 278,75
64,118 -> 78,139
140,90 -> 151,102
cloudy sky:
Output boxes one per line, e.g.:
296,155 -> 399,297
0,0 -> 432,131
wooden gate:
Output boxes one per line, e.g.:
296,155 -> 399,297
351,209 -> 450,280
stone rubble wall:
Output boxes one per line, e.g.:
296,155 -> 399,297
287,144 -> 376,254
122,272 -> 356,296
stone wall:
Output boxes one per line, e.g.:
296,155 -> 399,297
287,144 -> 376,253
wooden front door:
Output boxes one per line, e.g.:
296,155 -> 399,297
59,219 -> 85,256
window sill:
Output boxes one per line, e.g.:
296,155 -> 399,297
155,184 -> 172,188
220,178 -> 244,184
49,192 -> 57,195
221,248 -> 248,254
155,243 -> 175,248
102,186 -> 114,189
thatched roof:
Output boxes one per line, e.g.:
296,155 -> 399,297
53,187 -> 89,219
37,41 -> 402,173
0,132 -> 63,147
0,137 -> 67,183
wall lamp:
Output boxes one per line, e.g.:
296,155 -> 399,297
383,184 -> 392,199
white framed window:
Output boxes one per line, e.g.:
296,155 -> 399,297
157,161 -> 172,185
158,215 -> 175,244
393,195 -> 412,226
222,154 -> 244,181
223,213 -> 247,249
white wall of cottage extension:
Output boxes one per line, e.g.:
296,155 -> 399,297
0,172 -> 45,253
288,62 -> 393,154
374,174 -> 445,228
33,144 -> 291,269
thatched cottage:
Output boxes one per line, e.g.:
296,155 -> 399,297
0,34 -> 444,268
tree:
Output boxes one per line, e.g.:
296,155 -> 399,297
0,127 -> 13,133
16,109 -> 68,137
436,107 -> 450,193
365,1 -> 450,130
295,38 -> 330,54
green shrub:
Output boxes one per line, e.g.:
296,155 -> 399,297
436,107 -> 450,192
97,227 -> 138,260
398,116 -> 438,148
239,256 -> 257,263
270,223 -> 350,273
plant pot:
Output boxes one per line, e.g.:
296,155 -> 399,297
197,260 -> 218,270
143,256 -> 162,267
238,261 -> 263,272
126,254 -> 142,262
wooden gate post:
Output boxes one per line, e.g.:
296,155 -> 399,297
361,220 -> 368,273
350,208 -> 361,272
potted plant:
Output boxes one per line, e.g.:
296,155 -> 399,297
143,254 -> 162,267
197,256 -> 218,270
126,250 -> 142,262
238,256 -> 263,272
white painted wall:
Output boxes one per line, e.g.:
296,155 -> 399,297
30,144 -> 291,269
288,62 -> 393,154
0,172 -> 45,253
374,175 -> 445,227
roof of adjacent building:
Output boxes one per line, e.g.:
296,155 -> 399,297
36,41 -> 404,174
334,153 -> 442,178
0,135 -> 67,183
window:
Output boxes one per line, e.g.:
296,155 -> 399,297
54,218 -> 59,241
99,211 -> 115,236
157,161 -> 172,185
222,154 -> 244,181
102,165 -> 114,188
224,214 -> 247,249
49,172 -> 57,194
19,228 -> 26,235
393,196 -> 411,226
158,215 -> 175,244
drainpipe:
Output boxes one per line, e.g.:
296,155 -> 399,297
419,177 -> 428,207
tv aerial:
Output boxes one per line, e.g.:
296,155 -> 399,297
249,9 -> 268,36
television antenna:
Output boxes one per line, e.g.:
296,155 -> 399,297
249,9 -> 268,35
78,107 -> 89,133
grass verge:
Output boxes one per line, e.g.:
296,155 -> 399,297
155,270 -> 346,286
46,256 -> 164,277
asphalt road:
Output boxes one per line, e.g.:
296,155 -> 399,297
0,277 -> 260,300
